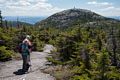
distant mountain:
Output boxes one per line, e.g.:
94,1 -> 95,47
2,21 -> 33,27
3,16 -> 46,24
35,8 -> 119,28
108,16 -> 120,20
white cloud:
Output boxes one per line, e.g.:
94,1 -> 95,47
0,0 -> 5,4
87,1 -> 97,5
100,7 -> 120,16
87,1 -> 120,16
0,0 -> 64,16
87,1 -> 113,8
100,6 -> 114,11
6,0 -> 31,8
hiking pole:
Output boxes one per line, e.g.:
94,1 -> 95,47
29,55 -> 32,72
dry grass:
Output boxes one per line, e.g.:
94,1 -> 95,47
42,65 -> 73,80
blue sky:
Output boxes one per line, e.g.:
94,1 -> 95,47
0,0 -> 120,16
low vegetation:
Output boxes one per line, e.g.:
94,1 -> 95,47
1,9 -> 120,80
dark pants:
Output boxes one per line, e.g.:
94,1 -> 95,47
22,55 -> 30,72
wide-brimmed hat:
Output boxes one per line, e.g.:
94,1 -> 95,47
26,35 -> 31,39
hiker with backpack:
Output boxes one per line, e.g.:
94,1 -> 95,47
19,35 -> 32,73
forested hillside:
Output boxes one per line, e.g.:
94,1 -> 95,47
1,8 -> 120,80
46,25 -> 120,80
35,9 -> 120,80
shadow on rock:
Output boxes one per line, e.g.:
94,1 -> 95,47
13,69 -> 25,75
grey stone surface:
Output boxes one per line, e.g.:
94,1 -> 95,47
0,45 -> 55,80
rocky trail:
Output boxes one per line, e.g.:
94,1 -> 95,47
0,44 -> 55,80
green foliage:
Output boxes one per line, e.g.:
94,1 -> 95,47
33,38 -> 44,51
98,48 -> 110,80
47,57 -> 63,65
47,26 -> 120,80
0,16 -> 120,80
0,46 -> 13,61
0,26 -> 60,61
106,71 -> 120,80
70,74 -> 91,80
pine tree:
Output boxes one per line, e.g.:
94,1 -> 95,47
0,10 -> 3,27
111,27 -> 117,66
83,48 -> 91,69
97,36 -> 102,51
99,48 -> 110,80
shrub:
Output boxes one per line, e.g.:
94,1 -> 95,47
46,57 -> 63,65
0,46 -> 13,61
70,74 -> 91,80
106,71 -> 120,80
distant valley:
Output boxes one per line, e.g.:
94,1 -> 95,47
3,16 -> 47,24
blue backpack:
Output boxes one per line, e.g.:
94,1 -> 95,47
21,43 -> 29,55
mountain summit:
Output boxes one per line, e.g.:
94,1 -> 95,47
35,8 -> 119,28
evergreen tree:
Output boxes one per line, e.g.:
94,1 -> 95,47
83,48 -> 91,69
0,10 -> 3,27
111,27 -> 117,66
99,48 -> 110,80
97,35 -> 102,51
